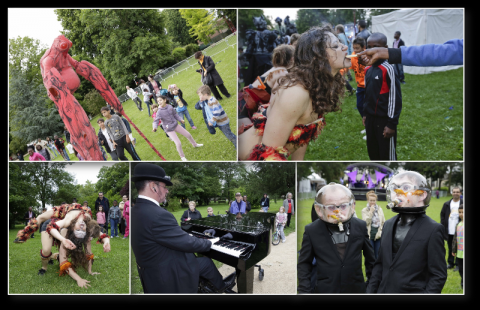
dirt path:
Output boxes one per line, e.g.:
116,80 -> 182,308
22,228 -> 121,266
217,231 -> 297,294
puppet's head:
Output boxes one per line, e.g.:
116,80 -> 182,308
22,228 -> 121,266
52,35 -> 72,54
314,183 -> 356,231
386,171 -> 431,214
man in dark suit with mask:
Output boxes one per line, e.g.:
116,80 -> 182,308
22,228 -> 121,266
366,171 -> 447,293
298,183 -> 375,293
131,163 -> 235,293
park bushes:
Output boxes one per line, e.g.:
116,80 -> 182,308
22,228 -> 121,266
172,47 -> 186,63
185,43 -> 200,57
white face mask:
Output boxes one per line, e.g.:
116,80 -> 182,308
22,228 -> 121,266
74,230 -> 86,238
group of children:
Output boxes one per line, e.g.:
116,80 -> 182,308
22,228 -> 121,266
348,32 -> 403,161
119,78 -> 236,161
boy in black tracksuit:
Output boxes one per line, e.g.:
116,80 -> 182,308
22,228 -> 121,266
362,32 -> 402,160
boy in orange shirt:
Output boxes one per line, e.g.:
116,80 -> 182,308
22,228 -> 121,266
350,37 -> 367,138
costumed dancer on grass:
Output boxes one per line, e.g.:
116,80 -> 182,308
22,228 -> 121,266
196,85 -> 237,149
239,26 -> 348,161
152,95 -> 203,161
13,203 -> 111,288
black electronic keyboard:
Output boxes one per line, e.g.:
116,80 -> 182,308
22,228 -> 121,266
181,212 -> 275,293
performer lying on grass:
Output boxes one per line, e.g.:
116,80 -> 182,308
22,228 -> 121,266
14,204 -> 111,288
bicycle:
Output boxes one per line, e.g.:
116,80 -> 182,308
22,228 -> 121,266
272,223 -> 282,246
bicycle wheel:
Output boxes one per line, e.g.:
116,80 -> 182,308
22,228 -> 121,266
272,230 -> 280,245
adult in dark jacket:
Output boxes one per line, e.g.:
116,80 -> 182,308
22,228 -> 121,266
147,75 -> 162,102
298,183 -> 374,293
194,51 -> 231,100
131,163 -> 235,293
356,20 -> 371,42
392,31 -> 406,84
24,207 -> 37,238
366,171 -> 447,293
181,201 -> 202,222
17,150 -> 24,161
260,194 -> 270,212
440,186 -> 463,269
95,192 -> 110,218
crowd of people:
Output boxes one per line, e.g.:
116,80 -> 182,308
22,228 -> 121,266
238,20 -> 463,161
298,171 -> 464,293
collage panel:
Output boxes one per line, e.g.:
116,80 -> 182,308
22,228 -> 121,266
130,162 -> 296,294
8,162 -> 129,294
297,162 -> 464,294
237,8 -> 463,161
9,8 -> 237,162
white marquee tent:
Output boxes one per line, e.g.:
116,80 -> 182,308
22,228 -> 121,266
371,9 -> 463,75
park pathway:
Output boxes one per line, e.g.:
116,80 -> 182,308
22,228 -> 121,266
217,231 -> 297,294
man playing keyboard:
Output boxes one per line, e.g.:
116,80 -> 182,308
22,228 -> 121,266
131,163 -> 235,293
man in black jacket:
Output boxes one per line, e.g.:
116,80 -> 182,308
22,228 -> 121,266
367,171 -> 447,293
194,51 -> 230,100
440,186 -> 462,270
356,20 -> 371,42
131,163 -> 235,293
298,183 -> 375,293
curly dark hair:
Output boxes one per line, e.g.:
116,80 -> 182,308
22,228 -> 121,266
63,215 -> 100,270
272,26 -> 345,116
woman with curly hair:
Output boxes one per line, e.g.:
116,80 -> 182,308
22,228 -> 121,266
238,26 -> 350,161
13,204 -> 111,288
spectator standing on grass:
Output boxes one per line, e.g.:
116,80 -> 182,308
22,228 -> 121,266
35,138 -> 54,159
207,207 -> 214,217
46,137 -> 60,158
108,200 -> 122,238
392,31 -> 406,84
64,126 -> 71,144
126,86 -> 143,111
452,204 -> 464,289
17,150 -> 24,161
229,193 -> 246,215
181,201 -> 202,222
361,191 -> 385,260
97,118 -> 119,161
436,189 -> 440,199
194,51 -> 231,101
123,198 -> 130,239
54,135 -> 70,161
148,75 -> 162,102
336,24 -> 353,83
363,33 -> 402,160
96,205 -> 106,234
276,206 -> 287,243
95,192 -> 110,234
440,186 -> 463,271
356,20 -> 371,42
28,145 -> 45,161
283,192 -> 295,228
119,195 -> 128,235
36,144 -> 51,161
168,85 -> 197,130
116,112 -> 137,148
260,194 -> 270,212
243,196 -> 251,214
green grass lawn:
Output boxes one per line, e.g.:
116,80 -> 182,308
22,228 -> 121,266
304,68 -> 463,160
131,202 -> 295,294
297,195 -> 463,294
9,224 -> 129,294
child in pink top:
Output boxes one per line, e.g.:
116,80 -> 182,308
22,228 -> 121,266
96,206 -> 106,233
27,146 -> 46,161
123,200 -> 130,238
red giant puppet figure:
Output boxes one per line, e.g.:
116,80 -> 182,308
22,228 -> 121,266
40,35 -> 165,160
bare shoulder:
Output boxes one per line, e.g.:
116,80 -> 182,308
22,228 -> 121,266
273,85 -> 310,113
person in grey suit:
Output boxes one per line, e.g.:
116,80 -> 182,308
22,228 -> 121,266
366,171 -> 447,293
298,183 -> 375,293
131,163 -> 235,293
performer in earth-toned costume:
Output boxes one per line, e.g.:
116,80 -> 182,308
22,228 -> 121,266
14,204 -> 111,288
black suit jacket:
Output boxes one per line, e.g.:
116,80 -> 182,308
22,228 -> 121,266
131,197 -> 212,293
440,198 -> 463,239
366,214 -> 447,293
24,211 -> 36,222
298,217 -> 375,293
393,39 -> 405,48
198,56 -> 223,86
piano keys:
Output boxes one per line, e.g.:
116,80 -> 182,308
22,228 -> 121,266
181,212 -> 275,293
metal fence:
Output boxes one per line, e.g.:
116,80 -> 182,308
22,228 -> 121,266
118,32 -> 237,103
298,191 -> 317,201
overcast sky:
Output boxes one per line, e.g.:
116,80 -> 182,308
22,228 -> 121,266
65,162 -> 118,185
9,8 -> 63,47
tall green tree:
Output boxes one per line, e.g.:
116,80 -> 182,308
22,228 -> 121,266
55,9 -> 173,93
179,9 -> 216,45
95,163 -> 129,197
9,163 -> 40,228
9,70 -> 64,150
8,36 -> 47,87
163,9 -> 198,46
247,163 -> 295,204
216,9 -> 237,32
296,9 -> 331,33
